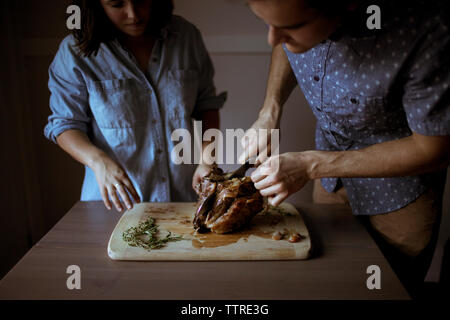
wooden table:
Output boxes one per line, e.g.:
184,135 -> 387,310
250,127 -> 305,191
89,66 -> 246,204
0,201 -> 409,300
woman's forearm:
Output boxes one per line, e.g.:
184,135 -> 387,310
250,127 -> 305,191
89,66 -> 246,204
307,133 -> 450,179
56,129 -> 107,169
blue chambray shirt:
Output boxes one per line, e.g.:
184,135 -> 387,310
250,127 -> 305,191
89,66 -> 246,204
44,15 -> 226,203
284,0 -> 449,215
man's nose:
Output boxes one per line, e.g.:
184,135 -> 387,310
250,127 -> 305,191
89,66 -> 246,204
268,26 -> 286,47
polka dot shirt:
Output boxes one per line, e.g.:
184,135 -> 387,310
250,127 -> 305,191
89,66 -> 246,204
284,0 -> 450,215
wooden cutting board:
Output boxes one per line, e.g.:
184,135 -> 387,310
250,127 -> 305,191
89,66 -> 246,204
108,202 -> 311,261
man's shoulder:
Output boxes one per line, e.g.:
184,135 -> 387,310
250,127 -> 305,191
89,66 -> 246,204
393,0 -> 449,33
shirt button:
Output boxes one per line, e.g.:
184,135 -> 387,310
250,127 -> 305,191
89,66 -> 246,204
161,177 -> 167,182
156,149 -> 163,154
314,76 -> 320,82
152,57 -> 158,63
152,119 -> 157,124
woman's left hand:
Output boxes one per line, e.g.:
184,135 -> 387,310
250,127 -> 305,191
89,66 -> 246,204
192,163 -> 215,193
251,152 -> 314,206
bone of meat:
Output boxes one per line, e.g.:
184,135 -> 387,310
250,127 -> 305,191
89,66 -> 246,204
193,179 -> 217,232
193,165 -> 264,234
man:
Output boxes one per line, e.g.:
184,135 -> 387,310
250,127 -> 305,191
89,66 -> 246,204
241,0 -> 450,298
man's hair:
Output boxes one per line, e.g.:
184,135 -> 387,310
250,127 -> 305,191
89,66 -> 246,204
247,0 -> 358,17
72,0 -> 174,57
304,0 -> 357,17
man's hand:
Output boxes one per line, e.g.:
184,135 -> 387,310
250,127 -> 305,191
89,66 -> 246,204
251,152 -> 313,206
239,113 -> 280,166
192,163 -> 214,193
238,44 -> 297,165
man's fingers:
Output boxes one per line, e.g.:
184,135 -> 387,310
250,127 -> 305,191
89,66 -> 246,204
100,186 -> 112,210
255,146 -> 271,167
268,192 -> 287,207
259,183 -> 284,197
192,175 -> 201,191
251,157 -> 275,182
115,183 -> 133,210
240,131 -> 255,148
251,166 -> 271,183
239,129 -> 275,164
254,174 -> 277,191
239,135 -> 258,164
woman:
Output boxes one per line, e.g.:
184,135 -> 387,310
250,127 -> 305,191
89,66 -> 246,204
44,0 -> 226,211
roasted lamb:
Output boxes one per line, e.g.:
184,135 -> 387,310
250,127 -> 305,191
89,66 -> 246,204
193,165 -> 264,234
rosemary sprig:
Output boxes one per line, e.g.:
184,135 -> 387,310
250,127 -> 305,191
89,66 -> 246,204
122,217 -> 183,250
268,205 -> 293,216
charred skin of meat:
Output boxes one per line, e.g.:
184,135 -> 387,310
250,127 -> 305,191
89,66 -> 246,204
193,165 -> 264,234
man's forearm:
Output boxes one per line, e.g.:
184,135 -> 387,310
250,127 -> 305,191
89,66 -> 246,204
306,133 -> 450,179
260,44 -> 298,121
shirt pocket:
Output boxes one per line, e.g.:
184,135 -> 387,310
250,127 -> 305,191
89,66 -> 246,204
86,78 -> 149,128
321,85 -> 386,139
162,69 -> 199,129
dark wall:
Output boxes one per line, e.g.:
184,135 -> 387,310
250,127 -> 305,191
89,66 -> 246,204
0,0 -> 83,280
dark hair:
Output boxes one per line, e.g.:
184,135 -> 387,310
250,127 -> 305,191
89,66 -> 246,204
304,0 -> 358,17
72,0 -> 174,57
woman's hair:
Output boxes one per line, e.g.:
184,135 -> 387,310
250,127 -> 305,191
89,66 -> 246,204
72,0 -> 174,57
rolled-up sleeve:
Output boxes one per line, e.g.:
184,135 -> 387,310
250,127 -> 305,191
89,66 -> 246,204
44,37 -> 91,143
402,16 -> 450,136
191,27 -> 227,119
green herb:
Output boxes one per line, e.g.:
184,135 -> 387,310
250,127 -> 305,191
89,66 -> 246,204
122,217 -> 183,250
268,205 -> 293,216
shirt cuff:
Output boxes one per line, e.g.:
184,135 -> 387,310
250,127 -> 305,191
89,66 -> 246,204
44,121 -> 88,144
192,91 -> 227,117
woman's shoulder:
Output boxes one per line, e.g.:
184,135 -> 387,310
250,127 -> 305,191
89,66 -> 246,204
51,34 -> 89,69
55,34 -> 82,58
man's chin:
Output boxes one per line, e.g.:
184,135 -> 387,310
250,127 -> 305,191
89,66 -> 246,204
284,43 -> 311,54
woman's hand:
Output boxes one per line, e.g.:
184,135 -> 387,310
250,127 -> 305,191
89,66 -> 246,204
192,163 -> 214,193
239,113 -> 281,166
251,152 -> 313,206
90,154 -> 141,212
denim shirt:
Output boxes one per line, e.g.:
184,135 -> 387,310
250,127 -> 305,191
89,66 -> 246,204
284,0 -> 449,215
44,15 -> 226,202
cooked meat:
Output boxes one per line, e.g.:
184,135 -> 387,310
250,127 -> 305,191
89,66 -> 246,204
193,165 -> 264,234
